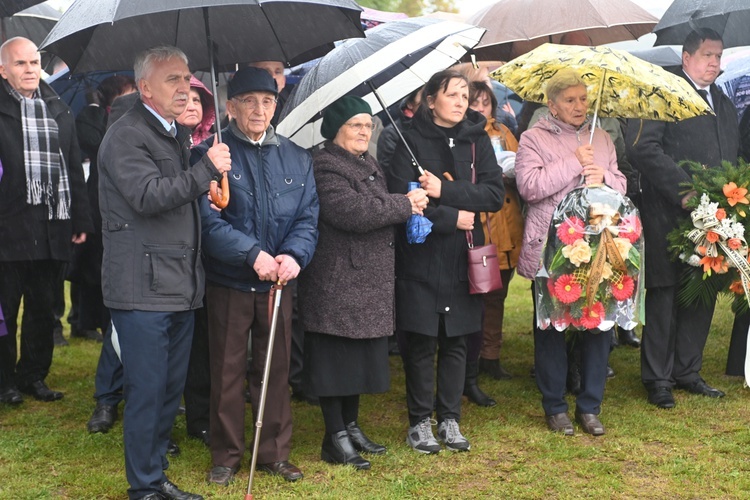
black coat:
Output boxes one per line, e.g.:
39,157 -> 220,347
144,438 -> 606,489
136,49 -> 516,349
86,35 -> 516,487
0,80 -> 93,262
385,109 -> 504,337
625,68 -> 740,288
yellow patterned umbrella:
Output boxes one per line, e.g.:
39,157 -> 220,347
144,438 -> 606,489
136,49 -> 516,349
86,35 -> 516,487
490,43 -> 713,140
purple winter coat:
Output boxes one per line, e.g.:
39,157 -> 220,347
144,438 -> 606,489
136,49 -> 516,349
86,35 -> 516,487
515,115 -> 627,280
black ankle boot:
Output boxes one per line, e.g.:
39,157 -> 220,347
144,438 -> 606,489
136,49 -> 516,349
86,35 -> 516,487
321,430 -> 370,470
463,361 -> 497,407
478,357 -> 513,380
346,421 -> 386,455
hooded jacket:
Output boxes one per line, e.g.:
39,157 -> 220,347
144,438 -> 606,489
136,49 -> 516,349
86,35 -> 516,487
195,122 -> 319,293
515,115 -> 626,280
385,108 -> 504,337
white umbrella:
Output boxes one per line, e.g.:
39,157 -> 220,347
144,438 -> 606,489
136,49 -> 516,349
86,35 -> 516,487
277,17 -> 485,152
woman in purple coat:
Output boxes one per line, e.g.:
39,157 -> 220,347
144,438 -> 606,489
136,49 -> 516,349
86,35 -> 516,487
298,96 -> 428,470
516,69 -> 626,436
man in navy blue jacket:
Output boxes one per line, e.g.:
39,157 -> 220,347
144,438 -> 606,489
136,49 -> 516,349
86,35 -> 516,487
194,67 -> 319,487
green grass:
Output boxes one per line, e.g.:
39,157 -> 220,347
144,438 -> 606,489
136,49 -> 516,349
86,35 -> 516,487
2,277 -> 749,499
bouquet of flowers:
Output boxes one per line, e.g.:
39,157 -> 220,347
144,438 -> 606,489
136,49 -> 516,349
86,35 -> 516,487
535,185 -> 644,332
668,160 -> 750,312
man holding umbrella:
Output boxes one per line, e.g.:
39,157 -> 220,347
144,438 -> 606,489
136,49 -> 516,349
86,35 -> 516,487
194,66 -> 318,486
626,28 -> 740,409
98,46 -> 231,500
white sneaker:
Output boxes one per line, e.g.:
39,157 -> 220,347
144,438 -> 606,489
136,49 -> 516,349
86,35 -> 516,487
406,418 -> 441,454
437,419 -> 470,452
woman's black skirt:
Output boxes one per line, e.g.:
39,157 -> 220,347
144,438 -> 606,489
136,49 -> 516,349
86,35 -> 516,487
304,331 -> 390,397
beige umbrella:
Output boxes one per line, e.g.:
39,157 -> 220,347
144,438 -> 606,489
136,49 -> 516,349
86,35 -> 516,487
469,0 -> 658,61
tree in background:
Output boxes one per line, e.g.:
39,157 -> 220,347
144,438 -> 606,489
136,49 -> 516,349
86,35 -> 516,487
358,0 -> 458,16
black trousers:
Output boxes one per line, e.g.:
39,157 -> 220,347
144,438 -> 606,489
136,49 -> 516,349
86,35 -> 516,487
184,304 -> 211,434
641,285 -> 716,389
402,317 -> 467,426
727,310 -> 749,377
0,260 -> 63,389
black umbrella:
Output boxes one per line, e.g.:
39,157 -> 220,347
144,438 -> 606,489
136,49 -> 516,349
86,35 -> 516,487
39,0 -> 364,73
0,0 -> 46,18
45,68 -> 134,116
1,3 -> 60,46
41,0 -> 364,207
654,0 -> 750,48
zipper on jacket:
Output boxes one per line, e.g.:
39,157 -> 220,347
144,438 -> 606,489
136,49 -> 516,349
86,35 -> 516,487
256,145 -> 268,252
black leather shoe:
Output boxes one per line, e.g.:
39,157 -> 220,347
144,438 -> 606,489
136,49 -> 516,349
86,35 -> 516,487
346,421 -> 386,455
71,328 -> 104,342
256,460 -> 303,482
206,465 -> 235,486
478,358 -> 513,380
53,327 -> 69,347
676,379 -> 725,398
291,389 -> 319,406
0,386 -> 23,405
159,479 -> 203,500
464,361 -> 497,407
545,413 -> 574,436
188,429 -> 210,447
141,493 -> 164,499
321,430 -> 371,470
575,411 -> 605,436
617,328 -> 641,348
167,439 -> 180,457
18,380 -> 63,401
87,402 -> 117,433
647,387 -> 675,409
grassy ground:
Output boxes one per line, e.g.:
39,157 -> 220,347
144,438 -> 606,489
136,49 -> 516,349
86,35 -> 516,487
1,277 -> 749,499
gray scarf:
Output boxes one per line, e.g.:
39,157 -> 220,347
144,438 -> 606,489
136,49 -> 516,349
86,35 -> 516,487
6,81 -> 70,220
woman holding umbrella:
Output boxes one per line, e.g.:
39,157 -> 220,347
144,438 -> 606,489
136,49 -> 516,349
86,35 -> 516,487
385,69 -> 504,454
515,69 -> 626,436
298,96 -> 428,469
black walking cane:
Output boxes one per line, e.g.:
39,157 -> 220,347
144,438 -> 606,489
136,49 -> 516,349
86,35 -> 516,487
245,281 -> 285,500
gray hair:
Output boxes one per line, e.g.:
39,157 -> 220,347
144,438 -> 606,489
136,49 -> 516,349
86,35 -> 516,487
134,46 -> 188,83
546,69 -> 586,102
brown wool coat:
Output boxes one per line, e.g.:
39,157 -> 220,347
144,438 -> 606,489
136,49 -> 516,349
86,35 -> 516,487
298,141 -> 412,339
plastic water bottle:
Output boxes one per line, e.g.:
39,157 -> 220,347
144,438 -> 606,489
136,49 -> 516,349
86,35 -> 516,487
490,136 -> 504,163
408,181 -> 420,193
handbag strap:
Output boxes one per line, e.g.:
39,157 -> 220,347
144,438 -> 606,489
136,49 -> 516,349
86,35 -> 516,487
465,143 -> 492,249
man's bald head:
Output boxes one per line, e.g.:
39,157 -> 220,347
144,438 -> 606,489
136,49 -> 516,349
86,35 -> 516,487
0,37 -> 41,98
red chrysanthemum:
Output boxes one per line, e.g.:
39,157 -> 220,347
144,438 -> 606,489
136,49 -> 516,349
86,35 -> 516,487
556,216 -> 586,245
579,302 -> 605,330
611,275 -> 635,301
553,274 -> 582,304
617,215 -> 642,244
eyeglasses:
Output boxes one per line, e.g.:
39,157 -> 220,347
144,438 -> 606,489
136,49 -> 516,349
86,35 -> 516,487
233,96 -> 277,110
344,122 -> 374,133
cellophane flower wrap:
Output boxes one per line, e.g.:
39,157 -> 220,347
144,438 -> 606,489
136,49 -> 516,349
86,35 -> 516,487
535,185 -> 644,332
667,160 -> 750,313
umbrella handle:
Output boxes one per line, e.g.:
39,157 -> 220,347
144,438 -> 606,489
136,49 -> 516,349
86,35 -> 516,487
209,172 -> 230,209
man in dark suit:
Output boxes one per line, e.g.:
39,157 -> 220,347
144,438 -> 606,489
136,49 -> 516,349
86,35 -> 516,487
625,28 -> 740,409
98,45 -> 231,499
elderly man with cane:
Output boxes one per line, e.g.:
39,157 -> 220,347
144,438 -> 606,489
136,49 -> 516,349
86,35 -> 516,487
194,66 -> 318,487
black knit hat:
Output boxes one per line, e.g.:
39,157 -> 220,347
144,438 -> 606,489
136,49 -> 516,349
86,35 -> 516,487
227,67 -> 277,100
320,95 -> 372,140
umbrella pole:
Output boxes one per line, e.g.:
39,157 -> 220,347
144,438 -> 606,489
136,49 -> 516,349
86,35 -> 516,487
203,7 -> 222,144
589,70 -> 606,144
366,81 -> 425,176
246,282 -> 285,500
